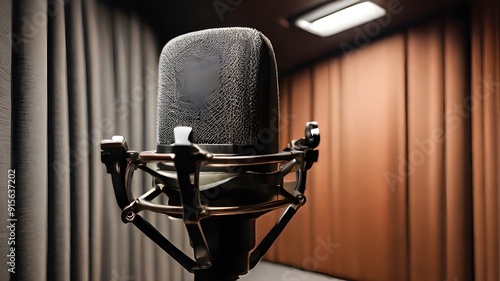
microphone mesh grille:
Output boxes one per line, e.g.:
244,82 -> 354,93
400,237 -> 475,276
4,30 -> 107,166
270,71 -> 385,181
156,27 -> 278,151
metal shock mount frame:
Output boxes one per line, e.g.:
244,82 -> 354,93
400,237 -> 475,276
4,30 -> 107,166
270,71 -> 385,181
100,122 -> 320,277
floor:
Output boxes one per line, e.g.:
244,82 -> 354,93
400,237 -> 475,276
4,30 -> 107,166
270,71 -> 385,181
240,261 -> 345,281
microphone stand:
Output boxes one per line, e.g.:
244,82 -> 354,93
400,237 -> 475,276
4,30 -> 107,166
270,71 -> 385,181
100,123 -> 319,281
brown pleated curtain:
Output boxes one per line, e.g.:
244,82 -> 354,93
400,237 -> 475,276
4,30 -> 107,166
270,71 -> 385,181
1,1 -> 498,281
259,8 -> 498,281
0,0 -> 193,280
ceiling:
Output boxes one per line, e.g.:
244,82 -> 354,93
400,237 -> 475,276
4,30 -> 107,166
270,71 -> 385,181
107,0 -> 470,73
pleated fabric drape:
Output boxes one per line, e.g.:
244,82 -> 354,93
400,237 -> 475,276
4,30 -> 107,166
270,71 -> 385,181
258,14 -> 475,281
472,0 -> 500,280
1,0 -> 193,280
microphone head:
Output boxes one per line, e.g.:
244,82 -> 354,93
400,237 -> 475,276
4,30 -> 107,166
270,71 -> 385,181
156,27 -> 279,155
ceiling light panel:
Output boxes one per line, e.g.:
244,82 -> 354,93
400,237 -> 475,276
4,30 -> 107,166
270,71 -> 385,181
295,0 -> 387,37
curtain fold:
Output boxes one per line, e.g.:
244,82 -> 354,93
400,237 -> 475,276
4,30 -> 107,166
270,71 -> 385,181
80,0 -> 104,280
472,0 -> 500,280
96,5 -> 120,281
406,19 -> 446,281
443,16 -> 473,281
47,0 -> 70,280
65,0 -> 90,279
11,1 -> 49,280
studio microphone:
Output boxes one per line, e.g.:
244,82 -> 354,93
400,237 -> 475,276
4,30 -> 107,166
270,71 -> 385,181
156,27 -> 279,157
101,27 -> 320,281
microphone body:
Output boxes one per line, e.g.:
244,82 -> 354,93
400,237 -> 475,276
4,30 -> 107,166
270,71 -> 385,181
156,28 -> 279,156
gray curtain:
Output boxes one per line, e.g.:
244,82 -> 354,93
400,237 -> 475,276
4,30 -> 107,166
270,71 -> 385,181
0,0 -> 192,280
